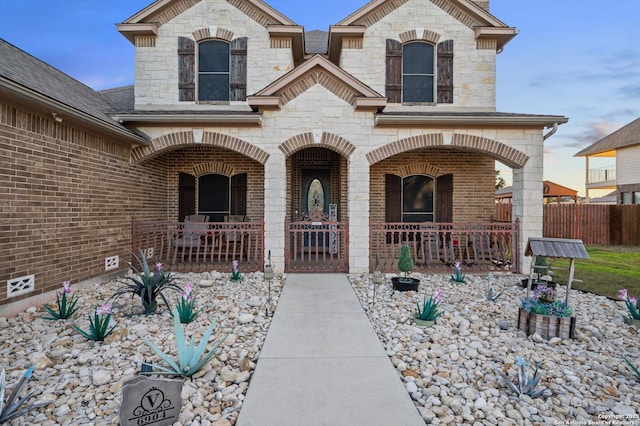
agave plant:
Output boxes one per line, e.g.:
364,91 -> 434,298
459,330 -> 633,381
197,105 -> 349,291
493,355 -> 548,398
112,250 -> 182,314
139,308 -> 229,377
624,356 -> 640,381
0,366 -> 48,423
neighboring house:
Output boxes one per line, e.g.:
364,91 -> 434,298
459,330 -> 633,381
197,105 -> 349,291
0,0 -> 567,309
495,181 -> 578,204
575,117 -> 640,204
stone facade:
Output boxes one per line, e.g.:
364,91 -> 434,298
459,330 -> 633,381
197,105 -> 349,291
0,0 -> 568,309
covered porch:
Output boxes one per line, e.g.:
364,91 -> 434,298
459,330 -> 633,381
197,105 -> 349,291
370,220 -> 519,273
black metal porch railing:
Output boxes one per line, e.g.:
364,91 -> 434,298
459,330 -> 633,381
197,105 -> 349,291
369,220 -> 519,274
132,220 -> 264,273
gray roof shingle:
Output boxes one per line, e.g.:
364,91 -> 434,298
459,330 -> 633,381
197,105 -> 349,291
0,38 -> 131,131
575,117 -> 640,156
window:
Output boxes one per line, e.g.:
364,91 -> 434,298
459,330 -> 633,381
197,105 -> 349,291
402,175 -> 434,222
198,40 -> 230,101
386,39 -> 453,104
198,174 -> 230,221
402,42 -> 434,103
195,173 -> 247,221
178,36 -> 247,102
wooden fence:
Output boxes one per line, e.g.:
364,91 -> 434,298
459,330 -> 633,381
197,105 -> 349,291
494,204 -> 640,246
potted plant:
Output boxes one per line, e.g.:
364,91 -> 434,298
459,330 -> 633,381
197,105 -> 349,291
517,296 -> 575,339
391,245 -> 420,291
413,288 -> 443,327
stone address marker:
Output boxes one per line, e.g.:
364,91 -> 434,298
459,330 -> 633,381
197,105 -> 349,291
119,376 -> 183,426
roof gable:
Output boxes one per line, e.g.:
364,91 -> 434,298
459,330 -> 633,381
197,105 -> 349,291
575,117 -> 640,157
118,0 -> 297,42
247,55 -> 386,112
328,0 -> 516,63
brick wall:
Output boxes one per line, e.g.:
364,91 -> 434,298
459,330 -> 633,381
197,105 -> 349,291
369,150 -> 495,222
0,103 -> 167,307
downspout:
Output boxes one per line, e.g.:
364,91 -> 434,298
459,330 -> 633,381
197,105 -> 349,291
543,123 -> 558,141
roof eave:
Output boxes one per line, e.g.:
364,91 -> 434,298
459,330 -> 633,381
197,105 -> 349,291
0,77 -> 150,146
375,114 -> 569,127
327,26 -> 366,65
109,112 -> 263,126
474,27 -> 518,51
116,23 -> 159,44
267,25 -> 305,64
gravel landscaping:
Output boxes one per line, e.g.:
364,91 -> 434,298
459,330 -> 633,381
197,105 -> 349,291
350,273 -> 640,425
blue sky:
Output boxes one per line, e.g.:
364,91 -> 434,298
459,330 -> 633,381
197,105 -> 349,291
2,0 -> 639,196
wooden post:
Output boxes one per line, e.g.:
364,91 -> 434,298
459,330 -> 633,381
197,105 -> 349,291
565,258 -> 575,306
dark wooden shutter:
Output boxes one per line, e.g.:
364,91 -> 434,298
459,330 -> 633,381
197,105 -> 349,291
178,37 -> 195,101
385,39 -> 402,103
436,174 -> 453,222
437,40 -> 454,103
178,173 -> 196,221
230,37 -> 247,101
231,173 -> 247,216
385,174 -> 402,222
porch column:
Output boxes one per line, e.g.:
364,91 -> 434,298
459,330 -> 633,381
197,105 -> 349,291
264,151 -> 287,273
512,145 -> 544,273
348,151 -> 370,273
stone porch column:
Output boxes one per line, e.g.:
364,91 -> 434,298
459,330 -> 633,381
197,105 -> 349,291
263,151 -> 286,273
348,151 -> 370,273
512,156 -> 543,274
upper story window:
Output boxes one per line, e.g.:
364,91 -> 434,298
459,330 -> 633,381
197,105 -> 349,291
198,40 -> 230,101
178,36 -> 247,103
402,42 -> 434,103
386,39 -> 453,104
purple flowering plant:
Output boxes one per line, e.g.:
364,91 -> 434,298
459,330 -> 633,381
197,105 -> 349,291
450,262 -> 466,283
42,280 -> 80,320
176,283 -> 201,324
619,289 -> 640,320
230,260 -> 243,282
416,287 -> 444,321
73,303 -> 116,342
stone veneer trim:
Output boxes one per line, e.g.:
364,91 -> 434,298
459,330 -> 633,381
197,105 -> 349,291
131,131 -> 270,165
279,132 -> 357,158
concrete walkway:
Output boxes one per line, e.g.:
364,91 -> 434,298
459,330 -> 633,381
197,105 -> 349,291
236,274 -> 425,426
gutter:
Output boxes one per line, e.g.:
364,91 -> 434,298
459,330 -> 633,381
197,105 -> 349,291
375,114 -> 569,127
0,78 -> 151,146
543,123 -> 558,141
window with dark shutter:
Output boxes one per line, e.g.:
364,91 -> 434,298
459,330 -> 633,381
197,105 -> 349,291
402,42 -> 435,103
230,37 -> 247,101
402,175 -> 434,222
198,174 -> 230,222
230,173 -> 247,215
385,39 -> 402,103
178,37 -> 195,101
437,40 -> 454,103
436,174 -> 453,222
198,40 -> 230,101
385,174 -> 402,222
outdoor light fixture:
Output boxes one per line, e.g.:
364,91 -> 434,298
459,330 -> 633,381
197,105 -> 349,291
264,250 -> 274,316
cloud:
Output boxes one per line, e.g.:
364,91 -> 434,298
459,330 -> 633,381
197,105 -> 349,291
560,121 -> 623,150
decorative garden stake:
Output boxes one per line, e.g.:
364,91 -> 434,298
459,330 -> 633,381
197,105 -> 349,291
230,260 -> 243,282
42,280 -> 80,320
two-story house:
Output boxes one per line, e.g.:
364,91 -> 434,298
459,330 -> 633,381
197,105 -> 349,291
576,117 -> 640,204
0,0 -> 567,310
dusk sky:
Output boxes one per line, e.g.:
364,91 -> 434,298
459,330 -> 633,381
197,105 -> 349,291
2,0 -> 639,197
